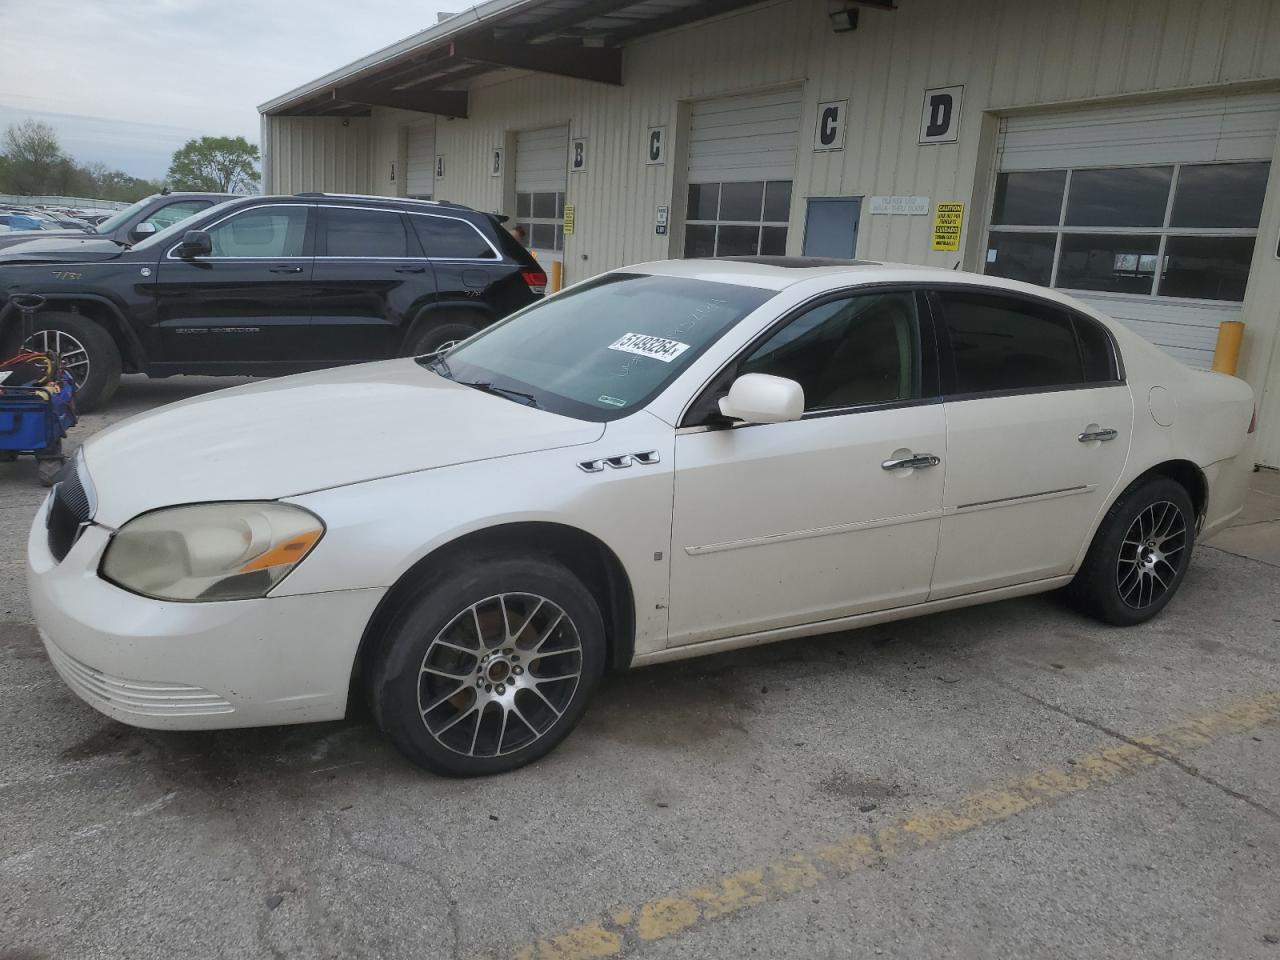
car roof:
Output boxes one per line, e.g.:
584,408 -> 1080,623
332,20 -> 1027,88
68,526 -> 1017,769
622,257 -> 1123,317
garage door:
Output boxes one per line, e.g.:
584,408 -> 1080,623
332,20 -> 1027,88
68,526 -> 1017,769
405,120 -> 435,199
985,93 -> 1279,368
515,125 -> 568,261
684,88 -> 801,258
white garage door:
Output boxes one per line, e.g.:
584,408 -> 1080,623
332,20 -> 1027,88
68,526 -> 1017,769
684,88 -> 801,258
405,120 -> 435,198
515,125 -> 568,259
986,93 -> 1279,368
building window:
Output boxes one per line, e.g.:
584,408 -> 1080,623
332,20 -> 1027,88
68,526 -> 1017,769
684,180 -> 791,258
985,161 -> 1269,302
516,191 -> 564,251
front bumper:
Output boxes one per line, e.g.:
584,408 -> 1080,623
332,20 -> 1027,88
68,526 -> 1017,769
27,497 -> 385,731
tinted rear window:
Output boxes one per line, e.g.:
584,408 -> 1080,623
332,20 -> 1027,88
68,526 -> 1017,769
937,291 -> 1083,394
411,214 -> 496,259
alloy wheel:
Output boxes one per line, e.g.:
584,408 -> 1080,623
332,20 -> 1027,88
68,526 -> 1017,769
1116,500 -> 1187,609
24,329 -> 90,387
416,592 -> 583,758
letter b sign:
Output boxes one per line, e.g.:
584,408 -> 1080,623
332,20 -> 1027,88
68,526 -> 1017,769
813,100 -> 847,152
920,85 -> 963,144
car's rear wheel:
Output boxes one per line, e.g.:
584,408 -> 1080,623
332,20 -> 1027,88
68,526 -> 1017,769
24,311 -> 121,411
1068,476 -> 1196,626
407,321 -> 479,357
368,555 -> 605,776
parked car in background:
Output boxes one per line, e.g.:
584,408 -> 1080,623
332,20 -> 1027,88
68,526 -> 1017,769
0,193 -> 547,408
27,259 -> 1256,776
0,191 -> 233,253
0,213 -> 55,231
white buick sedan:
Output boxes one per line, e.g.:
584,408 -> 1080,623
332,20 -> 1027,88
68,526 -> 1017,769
29,258 -> 1255,776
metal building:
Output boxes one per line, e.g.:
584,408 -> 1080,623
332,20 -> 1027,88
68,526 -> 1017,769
259,0 -> 1280,466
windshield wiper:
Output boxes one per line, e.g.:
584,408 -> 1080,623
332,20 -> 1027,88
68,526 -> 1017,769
457,380 -> 540,408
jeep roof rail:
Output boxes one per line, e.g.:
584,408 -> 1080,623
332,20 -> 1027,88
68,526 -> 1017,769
292,191 -> 474,213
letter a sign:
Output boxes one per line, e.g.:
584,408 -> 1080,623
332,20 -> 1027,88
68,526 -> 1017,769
813,100 -> 847,152
920,85 -> 963,144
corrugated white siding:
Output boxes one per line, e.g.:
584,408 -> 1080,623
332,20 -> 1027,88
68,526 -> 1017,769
264,116 -> 370,194
687,88 -> 802,182
515,126 -> 569,192
406,119 -> 436,196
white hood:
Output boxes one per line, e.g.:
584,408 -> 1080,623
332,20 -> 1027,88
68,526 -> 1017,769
82,359 -> 604,527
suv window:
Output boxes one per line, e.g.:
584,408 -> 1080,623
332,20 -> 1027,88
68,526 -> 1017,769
148,200 -> 212,230
936,290 -> 1085,394
324,207 -> 409,258
410,214 -> 496,259
741,291 -> 921,411
206,206 -> 308,258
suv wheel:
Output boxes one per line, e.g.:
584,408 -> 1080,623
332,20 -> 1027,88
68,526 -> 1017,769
407,321 -> 478,357
25,311 -> 122,411
1068,476 -> 1196,626
368,555 -> 606,776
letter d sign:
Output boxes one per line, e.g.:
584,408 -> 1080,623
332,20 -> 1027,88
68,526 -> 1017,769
920,85 -> 963,144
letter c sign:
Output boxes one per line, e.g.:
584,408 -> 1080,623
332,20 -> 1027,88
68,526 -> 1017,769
813,100 -> 847,152
646,126 -> 666,165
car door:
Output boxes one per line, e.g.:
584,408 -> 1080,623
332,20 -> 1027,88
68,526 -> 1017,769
308,205 -> 433,363
408,212 -> 524,318
127,197 -> 217,244
666,289 -> 947,648
152,203 -> 314,366
927,288 -> 1133,600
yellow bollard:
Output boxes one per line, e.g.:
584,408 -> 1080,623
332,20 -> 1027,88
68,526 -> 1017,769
550,259 -> 563,294
1212,320 -> 1245,375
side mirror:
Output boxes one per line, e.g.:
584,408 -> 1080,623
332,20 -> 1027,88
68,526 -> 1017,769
718,373 -> 804,424
130,221 -> 157,241
176,229 -> 212,258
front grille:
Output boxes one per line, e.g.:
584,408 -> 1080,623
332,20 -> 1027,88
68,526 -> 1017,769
47,461 -> 92,562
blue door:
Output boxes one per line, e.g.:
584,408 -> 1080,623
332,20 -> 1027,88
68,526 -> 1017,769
802,197 -> 861,258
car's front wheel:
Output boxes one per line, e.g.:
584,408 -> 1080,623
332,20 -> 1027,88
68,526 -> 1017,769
1068,475 -> 1196,625
368,555 -> 605,776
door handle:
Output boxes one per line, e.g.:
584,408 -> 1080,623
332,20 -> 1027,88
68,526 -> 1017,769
1078,428 -> 1118,443
881,453 -> 941,471
395,265 -> 427,274
269,265 -> 303,274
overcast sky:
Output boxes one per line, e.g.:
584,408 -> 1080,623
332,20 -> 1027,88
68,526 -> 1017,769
0,0 -> 450,179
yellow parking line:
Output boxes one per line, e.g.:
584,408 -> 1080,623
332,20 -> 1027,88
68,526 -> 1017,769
503,691 -> 1280,960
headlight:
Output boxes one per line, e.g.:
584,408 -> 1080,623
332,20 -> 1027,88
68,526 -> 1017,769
101,502 -> 324,601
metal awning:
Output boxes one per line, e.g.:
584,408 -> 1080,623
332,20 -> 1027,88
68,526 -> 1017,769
259,0 -> 771,118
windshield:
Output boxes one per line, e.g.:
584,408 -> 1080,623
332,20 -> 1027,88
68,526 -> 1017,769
426,273 -> 774,421
94,197 -> 152,235
130,199 -> 238,251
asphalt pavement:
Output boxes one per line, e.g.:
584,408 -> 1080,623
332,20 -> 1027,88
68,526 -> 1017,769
2,375 -> 1279,960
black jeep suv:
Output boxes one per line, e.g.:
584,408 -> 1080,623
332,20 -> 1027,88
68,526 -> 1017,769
0,191 -> 233,253
0,194 -> 546,409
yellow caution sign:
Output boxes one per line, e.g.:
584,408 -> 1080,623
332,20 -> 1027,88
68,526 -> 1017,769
931,202 -> 964,252
564,205 -> 575,236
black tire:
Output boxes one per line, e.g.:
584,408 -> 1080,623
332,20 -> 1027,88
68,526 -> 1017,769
368,554 -> 606,777
1068,476 -> 1196,626
25,311 -> 122,412
405,321 -> 478,357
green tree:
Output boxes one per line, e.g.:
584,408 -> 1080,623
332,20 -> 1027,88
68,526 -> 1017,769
166,135 -> 260,193
2,119 -> 67,194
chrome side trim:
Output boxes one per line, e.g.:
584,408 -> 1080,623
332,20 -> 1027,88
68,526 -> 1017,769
953,484 -> 1094,513
578,450 -> 660,473
684,509 -> 943,556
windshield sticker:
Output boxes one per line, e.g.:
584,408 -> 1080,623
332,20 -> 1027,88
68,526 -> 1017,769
597,395 -> 626,407
608,332 -> 691,363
